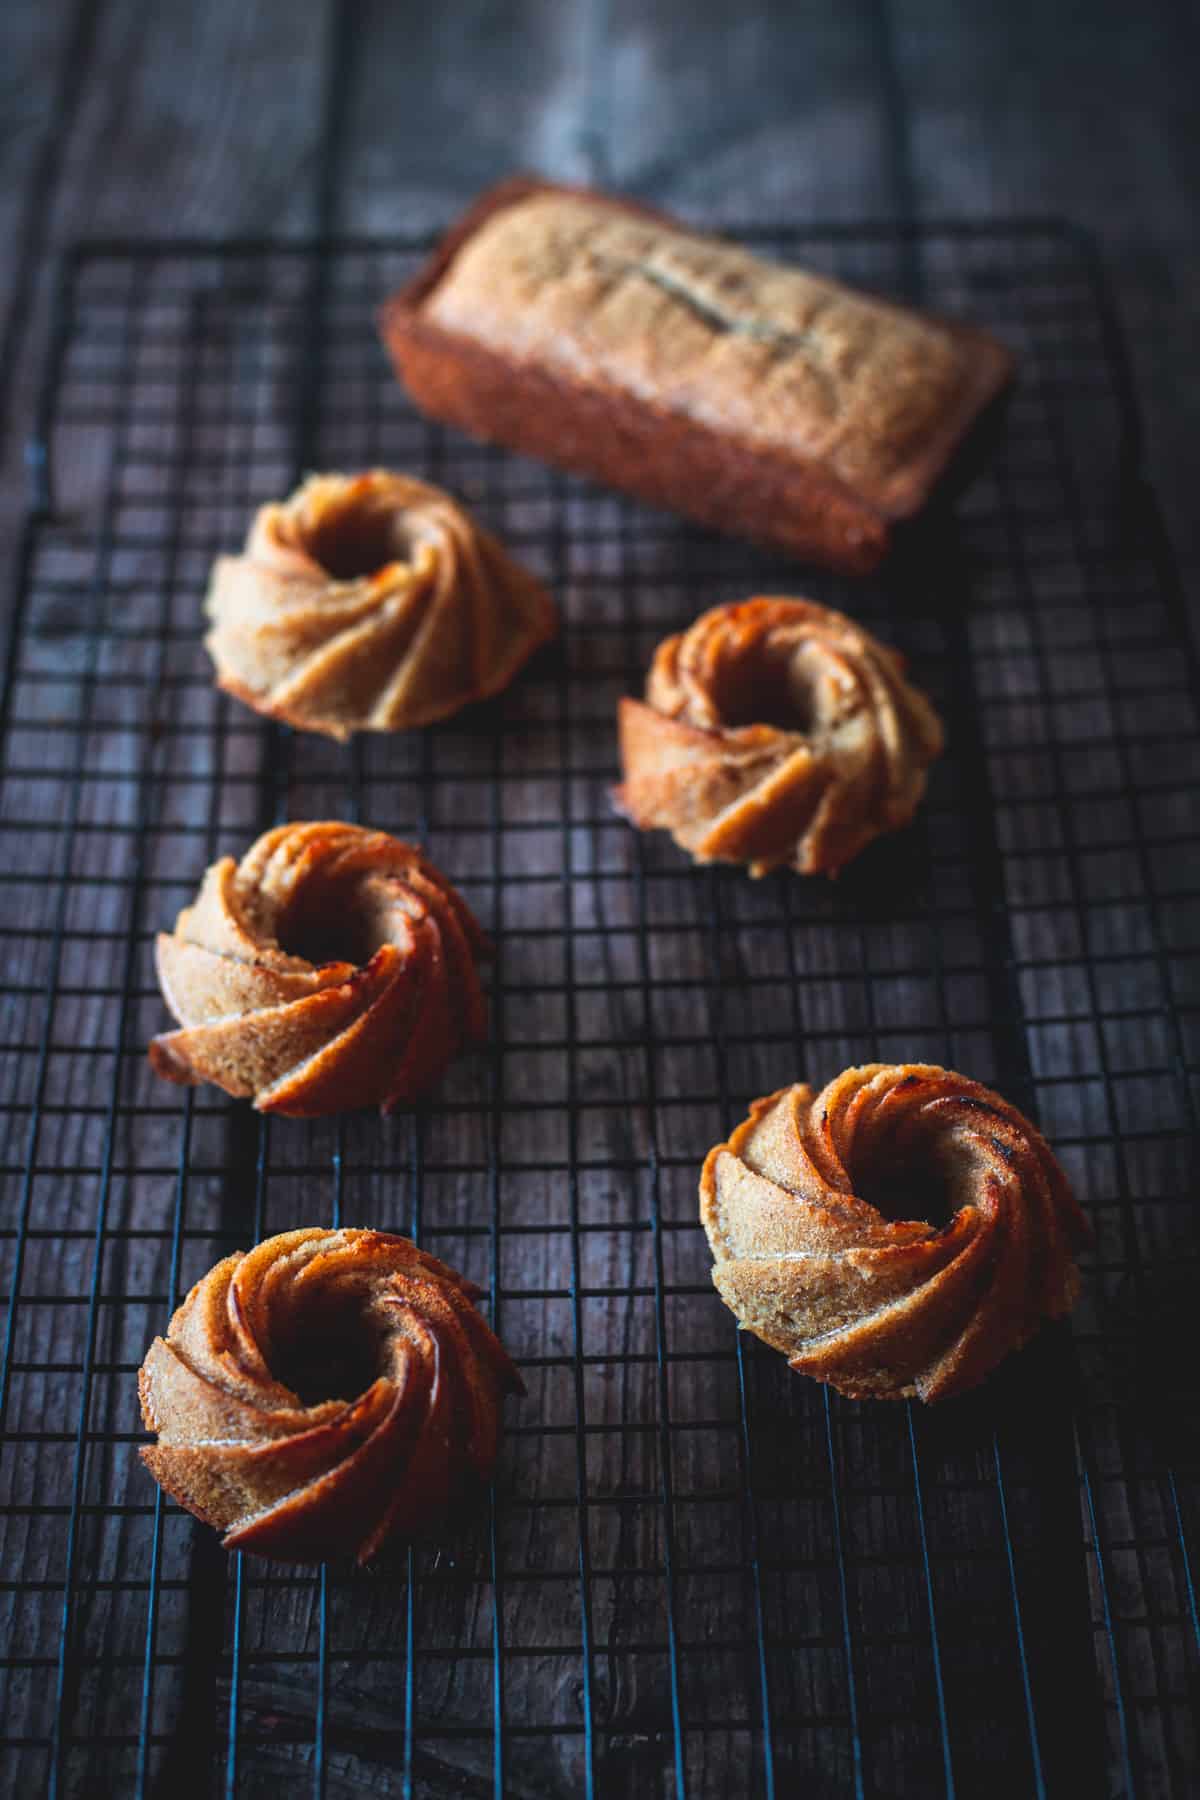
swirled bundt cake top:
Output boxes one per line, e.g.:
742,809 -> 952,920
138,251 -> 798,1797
150,822 -> 487,1116
205,469 -> 556,739
614,597 -> 944,877
138,1226 -> 523,1563
701,1064 -> 1088,1402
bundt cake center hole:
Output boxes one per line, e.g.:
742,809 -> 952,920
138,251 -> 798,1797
854,1145 -> 957,1229
273,1308 -> 383,1406
712,641 -> 816,732
276,881 -> 391,969
304,496 -> 411,580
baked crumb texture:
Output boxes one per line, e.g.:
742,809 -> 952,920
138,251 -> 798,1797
205,469 -> 556,740
701,1064 -> 1089,1402
614,597 -> 945,877
149,822 -> 487,1116
138,1227 -> 523,1563
381,181 -> 1014,572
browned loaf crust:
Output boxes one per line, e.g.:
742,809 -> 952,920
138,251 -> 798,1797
138,1227 -> 523,1563
379,178 -> 1014,573
149,822 -> 487,1116
205,469 -> 556,740
613,597 -> 944,877
700,1064 -> 1089,1402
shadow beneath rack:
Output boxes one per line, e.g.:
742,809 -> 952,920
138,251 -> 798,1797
744,1322 -> 1110,1796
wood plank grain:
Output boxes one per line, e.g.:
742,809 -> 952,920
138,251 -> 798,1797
1,2 -> 1199,1794
881,0 -> 1200,597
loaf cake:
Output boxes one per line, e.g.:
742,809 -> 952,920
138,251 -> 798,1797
138,1227 -> 523,1562
701,1064 -> 1089,1402
205,469 -> 555,739
380,179 -> 1014,572
614,597 -> 944,877
150,822 -> 487,1115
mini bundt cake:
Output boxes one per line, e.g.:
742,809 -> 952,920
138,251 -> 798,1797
138,1227 -> 523,1562
701,1064 -> 1088,1401
205,469 -> 556,739
149,822 -> 486,1116
614,597 -> 944,877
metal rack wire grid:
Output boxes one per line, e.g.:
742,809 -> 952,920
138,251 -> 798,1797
0,221 -> 1197,1799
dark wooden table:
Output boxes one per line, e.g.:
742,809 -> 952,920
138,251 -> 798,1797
2,5 -> 1198,1798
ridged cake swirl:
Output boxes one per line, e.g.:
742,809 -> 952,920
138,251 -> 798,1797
149,822 -> 486,1116
701,1064 -> 1088,1401
205,469 -> 556,739
614,597 -> 944,876
138,1228 -> 523,1562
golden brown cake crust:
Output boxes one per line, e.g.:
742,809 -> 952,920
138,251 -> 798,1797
613,597 -> 944,877
149,822 -> 487,1116
205,469 -> 556,740
380,178 -> 1014,573
700,1065 -> 1089,1402
138,1227 -> 523,1563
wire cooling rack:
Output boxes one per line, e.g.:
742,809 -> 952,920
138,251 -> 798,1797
0,221 -> 1197,1799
